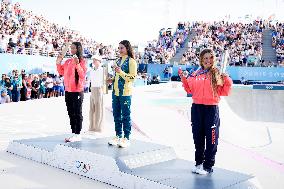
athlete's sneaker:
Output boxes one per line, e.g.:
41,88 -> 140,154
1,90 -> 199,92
108,136 -> 121,146
195,167 -> 213,175
118,138 -> 130,148
65,134 -> 82,143
191,164 -> 203,173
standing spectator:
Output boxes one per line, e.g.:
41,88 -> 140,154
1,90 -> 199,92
39,73 -> 47,98
57,75 -> 64,96
168,65 -> 173,81
53,75 -> 60,97
4,77 -> 13,101
31,75 -> 40,99
26,83 -> 32,100
163,66 -> 169,80
0,74 -> 6,87
11,75 -> 22,102
45,74 -> 54,98
20,74 -> 27,101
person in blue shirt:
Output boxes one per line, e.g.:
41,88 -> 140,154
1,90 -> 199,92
11,75 -> 22,102
0,74 -> 6,87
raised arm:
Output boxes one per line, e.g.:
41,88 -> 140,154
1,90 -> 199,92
56,55 -> 64,75
217,74 -> 233,96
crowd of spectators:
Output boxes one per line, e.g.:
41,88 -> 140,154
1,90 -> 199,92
142,22 -> 189,64
181,21 -> 263,67
0,0 -> 115,59
2,0 -> 283,68
0,69 -> 68,104
272,23 -> 284,67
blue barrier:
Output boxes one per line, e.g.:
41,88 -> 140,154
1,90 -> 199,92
253,84 -> 284,90
146,63 -> 284,82
1,54 -> 284,82
146,64 -> 197,80
145,64 -> 169,80
226,67 -> 284,81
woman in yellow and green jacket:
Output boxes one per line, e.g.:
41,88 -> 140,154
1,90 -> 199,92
108,40 -> 137,148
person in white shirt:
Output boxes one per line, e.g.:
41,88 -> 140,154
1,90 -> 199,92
89,54 -> 105,132
0,35 -> 7,53
46,75 -> 54,98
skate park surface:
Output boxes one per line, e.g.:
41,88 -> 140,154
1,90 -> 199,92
0,82 -> 283,189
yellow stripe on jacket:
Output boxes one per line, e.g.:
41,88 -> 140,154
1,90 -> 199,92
113,55 -> 137,96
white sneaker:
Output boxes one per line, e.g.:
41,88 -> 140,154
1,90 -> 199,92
191,164 -> 203,173
195,168 -> 209,175
65,134 -> 82,142
195,167 -> 213,175
118,138 -> 130,148
108,136 -> 121,146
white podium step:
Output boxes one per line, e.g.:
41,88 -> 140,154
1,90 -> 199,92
6,135 -> 261,189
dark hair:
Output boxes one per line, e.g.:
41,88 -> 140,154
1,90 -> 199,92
98,48 -> 103,56
119,40 -> 135,59
72,42 -> 83,85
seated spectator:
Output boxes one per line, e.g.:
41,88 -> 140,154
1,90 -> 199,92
7,38 -> 17,53
0,1 -> 112,58
0,35 -> 7,53
151,75 -> 160,84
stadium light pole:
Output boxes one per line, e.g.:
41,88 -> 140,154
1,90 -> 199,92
68,15 -> 71,29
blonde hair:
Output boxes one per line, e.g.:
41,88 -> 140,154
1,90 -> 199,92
199,48 -> 220,96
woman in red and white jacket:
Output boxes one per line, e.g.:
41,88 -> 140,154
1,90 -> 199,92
179,48 -> 232,175
56,42 -> 87,142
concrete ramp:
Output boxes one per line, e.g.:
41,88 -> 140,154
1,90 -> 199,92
225,87 -> 284,123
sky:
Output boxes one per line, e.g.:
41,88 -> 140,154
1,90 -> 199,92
13,0 -> 284,46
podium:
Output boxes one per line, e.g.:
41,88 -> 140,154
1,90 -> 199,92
7,135 -> 260,189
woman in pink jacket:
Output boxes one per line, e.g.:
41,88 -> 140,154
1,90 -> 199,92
56,42 -> 87,142
179,48 -> 232,175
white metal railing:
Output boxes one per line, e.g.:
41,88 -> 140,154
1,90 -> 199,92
4,47 -> 62,57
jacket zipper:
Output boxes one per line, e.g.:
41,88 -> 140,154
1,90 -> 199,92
202,74 -> 206,104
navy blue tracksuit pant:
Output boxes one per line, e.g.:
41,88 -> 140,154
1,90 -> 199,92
191,103 -> 220,169
112,93 -> 132,139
